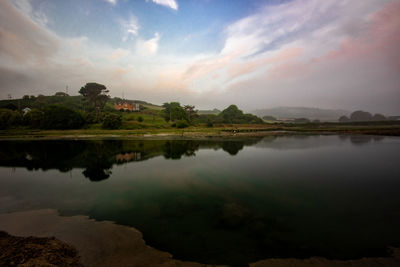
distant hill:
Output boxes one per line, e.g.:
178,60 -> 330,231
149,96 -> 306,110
198,108 -> 221,115
252,107 -> 350,122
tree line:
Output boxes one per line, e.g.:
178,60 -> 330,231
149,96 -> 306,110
339,110 -> 388,122
0,83 -> 264,130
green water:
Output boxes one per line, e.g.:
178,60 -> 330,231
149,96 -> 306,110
0,135 -> 399,265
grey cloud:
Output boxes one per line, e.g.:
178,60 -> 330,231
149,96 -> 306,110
0,0 -> 59,63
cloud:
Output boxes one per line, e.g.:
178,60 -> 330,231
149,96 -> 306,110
122,15 -> 140,41
0,0 -> 59,63
0,0 -> 399,114
109,48 -> 131,60
136,33 -> 161,56
11,0 -> 49,26
147,0 -> 178,10
153,0 -> 400,113
105,0 -> 117,5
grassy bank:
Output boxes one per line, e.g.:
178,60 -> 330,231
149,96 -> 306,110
1,122 -> 399,139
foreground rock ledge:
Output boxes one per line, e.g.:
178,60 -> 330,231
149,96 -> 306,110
0,209 -> 399,267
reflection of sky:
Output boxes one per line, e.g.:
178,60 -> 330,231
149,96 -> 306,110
1,136 -> 400,263
1,135 -> 399,214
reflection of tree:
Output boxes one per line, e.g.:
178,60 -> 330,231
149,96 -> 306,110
350,135 -> 373,145
80,141 -> 117,181
0,138 -> 264,181
83,167 -> 111,181
163,141 -> 199,159
221,142 -> 244,155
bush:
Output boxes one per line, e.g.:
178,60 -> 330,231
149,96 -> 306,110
218,105 -> 264,124
175,119 -> 189,128
206,118 -> 213,127
41,105 -> 85,129
350,110 -> 372,121
0,109 -> 22,129
83,111 -> 106,124
137,116 -> 143,122
24,109 -> 44,128
102,113 -> 122,129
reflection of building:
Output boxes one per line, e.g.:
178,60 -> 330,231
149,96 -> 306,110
114,102 -> 140,112
116,152 -> 141,163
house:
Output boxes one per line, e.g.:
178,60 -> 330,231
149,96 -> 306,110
22,107 -> 31,115
114,102 -> 140,112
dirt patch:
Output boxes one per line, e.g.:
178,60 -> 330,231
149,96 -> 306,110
0,231 -> 82,266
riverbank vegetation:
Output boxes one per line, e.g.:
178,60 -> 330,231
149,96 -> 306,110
0,83 -> 265,131
1,83 -> 398,136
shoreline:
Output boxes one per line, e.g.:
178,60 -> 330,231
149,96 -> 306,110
0,125 -> 400,140
0,209 -> 399,267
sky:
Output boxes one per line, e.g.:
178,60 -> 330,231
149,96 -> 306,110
0,0 -> 399,114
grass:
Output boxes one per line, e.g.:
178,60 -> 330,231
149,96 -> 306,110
1,122 -> 400,140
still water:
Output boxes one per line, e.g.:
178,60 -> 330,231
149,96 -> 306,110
0,135 -> 399,265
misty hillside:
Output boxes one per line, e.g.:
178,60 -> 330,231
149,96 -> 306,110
252,107 -> 351,121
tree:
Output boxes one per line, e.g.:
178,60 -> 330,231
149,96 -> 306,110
102,113 -> 122,129
24,109 -> 44,128
184,105 -> 197,123
0,109 -> 22,129
350,110 -> 372,121
219,105 -> 243,123
162,102 -> 187,122
41,105 -> 85,129
339,115 -> 350,122
217,105 -> 264,124
176,119 -> 189,128
79,83 -> 110,116
1,103 -> 17,111
372,113 -> 386,121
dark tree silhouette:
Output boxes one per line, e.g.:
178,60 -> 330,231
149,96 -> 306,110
79,83 -> 110,115
350,110 -> 373,121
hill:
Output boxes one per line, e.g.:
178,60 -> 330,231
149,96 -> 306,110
252,107 -> 350,122
0,95 -> 161,112
198,109 -> 221,115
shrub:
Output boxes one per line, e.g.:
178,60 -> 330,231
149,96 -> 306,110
137,116 -> 144,122
41,105 -> 85,129
350,110 -> 372,121
206,118 -> 213,127
24,109 -> 44,128
102,113 -> 122,129
175,119 -> 189,128
0,109 -> 22,129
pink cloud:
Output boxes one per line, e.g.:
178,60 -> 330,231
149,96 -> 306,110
269,1 -> 400,79
323,1 -> 400,67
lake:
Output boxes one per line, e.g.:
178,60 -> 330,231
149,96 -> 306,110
0,135 -> 399,266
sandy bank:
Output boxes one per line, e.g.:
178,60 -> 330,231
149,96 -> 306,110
0,209 -> 399,267
0,209 -> 210,267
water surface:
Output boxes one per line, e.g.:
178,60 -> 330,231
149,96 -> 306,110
0,135 -> 399,265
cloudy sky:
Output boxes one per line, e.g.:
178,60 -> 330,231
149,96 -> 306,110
1,0 -> 399,113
